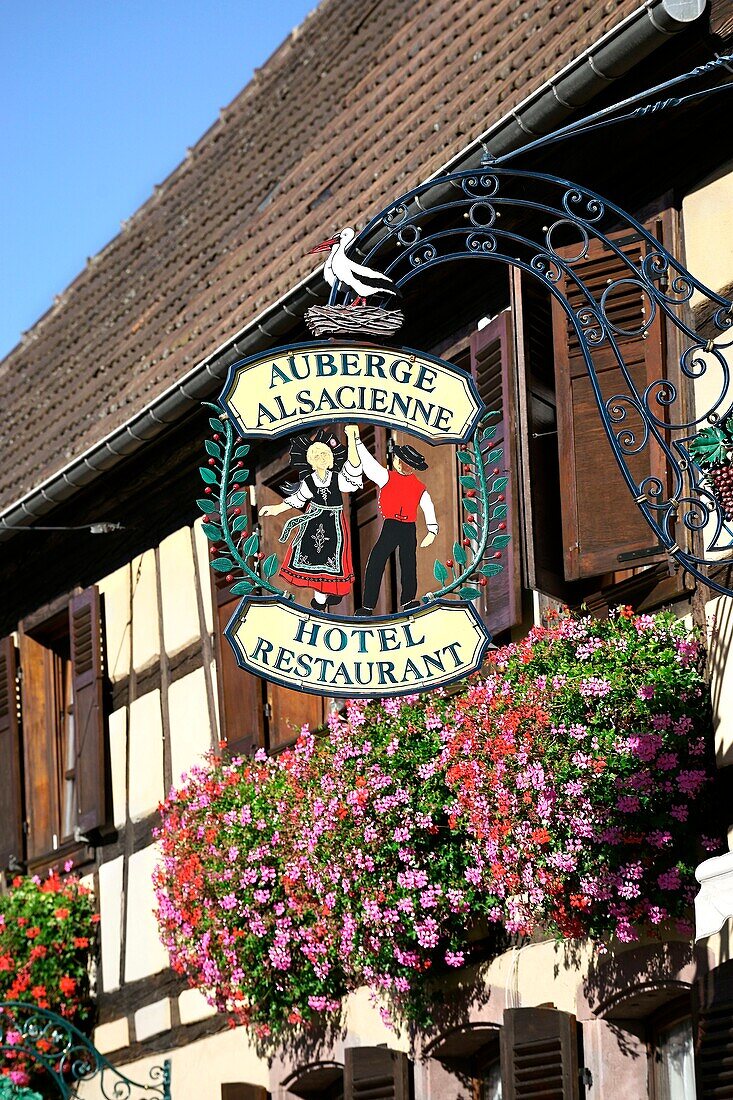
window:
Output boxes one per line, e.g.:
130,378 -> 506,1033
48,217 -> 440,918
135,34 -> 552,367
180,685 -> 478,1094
281,1061 -> 344,1099
4,587 -> 107,870
429,1023 -> 503,1100
651,1010 -> 696,1100
512,207 -> 689,606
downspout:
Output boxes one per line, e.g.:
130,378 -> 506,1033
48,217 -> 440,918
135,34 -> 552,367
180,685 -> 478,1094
0,0 -> 706,542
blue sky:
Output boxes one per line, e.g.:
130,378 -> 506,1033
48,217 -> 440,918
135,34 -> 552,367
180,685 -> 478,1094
0,1 -> 315,360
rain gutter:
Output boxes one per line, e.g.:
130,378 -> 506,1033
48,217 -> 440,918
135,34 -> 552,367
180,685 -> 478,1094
0,0 -> 706,542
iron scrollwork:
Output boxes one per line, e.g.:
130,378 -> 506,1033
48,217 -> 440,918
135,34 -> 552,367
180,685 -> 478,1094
330,165 -> 733,597
0,1002 -> 171,1100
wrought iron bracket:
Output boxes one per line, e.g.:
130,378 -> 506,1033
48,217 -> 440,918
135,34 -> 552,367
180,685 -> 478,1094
330,159 -> 733,597
0,1002 -> 171,1100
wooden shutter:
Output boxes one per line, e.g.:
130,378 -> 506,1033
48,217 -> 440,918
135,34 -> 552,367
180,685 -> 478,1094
352,426 -> 394,615
512,269 -> 569,600
0,637 -> 24,869
256,449 -> 326,752
470,312 -> 522,636
69,587 -> 106,835
693,959 -> 733,1098
344,1046 -> 411,1100
501,1008 -> 579,1100
552,224 -> 669,580
213,582 -> 266,758
18,626 -> 58,860
221,1086 -> 267,1100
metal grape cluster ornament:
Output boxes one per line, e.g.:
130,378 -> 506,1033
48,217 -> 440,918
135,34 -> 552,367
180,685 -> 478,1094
197,230 -> 508,699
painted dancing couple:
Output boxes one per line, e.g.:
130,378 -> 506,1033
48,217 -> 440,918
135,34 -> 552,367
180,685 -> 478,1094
259,425 -> 438,615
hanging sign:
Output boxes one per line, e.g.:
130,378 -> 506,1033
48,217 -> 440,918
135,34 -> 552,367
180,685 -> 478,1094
224,596 -> 490,698
198,228 -> 510,699
219,341 -> 485,443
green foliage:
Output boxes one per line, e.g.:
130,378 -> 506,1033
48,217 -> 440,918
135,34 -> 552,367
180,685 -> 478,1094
434,559 -> 449,583
688,424 -> 733,469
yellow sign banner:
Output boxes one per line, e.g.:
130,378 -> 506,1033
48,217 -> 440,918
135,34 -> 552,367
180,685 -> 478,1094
225,596 -> 490,698
219,341 -> 485,444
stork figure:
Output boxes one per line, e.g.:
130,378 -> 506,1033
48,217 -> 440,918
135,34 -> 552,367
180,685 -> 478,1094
309,227 -> 398,306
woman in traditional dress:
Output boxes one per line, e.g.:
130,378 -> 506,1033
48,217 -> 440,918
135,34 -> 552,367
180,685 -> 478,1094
259,425 -> 362,610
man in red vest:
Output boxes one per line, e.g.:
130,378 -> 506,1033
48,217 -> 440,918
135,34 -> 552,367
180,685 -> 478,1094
354,429 -> 438,615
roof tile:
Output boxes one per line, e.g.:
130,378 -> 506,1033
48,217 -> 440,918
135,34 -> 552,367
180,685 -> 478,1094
1,0 -> 640,508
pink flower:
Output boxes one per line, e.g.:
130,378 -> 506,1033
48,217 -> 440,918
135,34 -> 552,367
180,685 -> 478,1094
677,769 -> 707,796
658,868 -> 681,891
616,795 -> 640,813
637,684 -> 655,701
445,950 -> 465,967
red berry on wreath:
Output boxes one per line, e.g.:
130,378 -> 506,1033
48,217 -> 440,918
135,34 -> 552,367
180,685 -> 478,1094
204,487 -> 212,495
493,467 -> 500,475
498,521 -> 506,530
466,489 -> 476,498
463,537 -> 471,547
236,460 -> 244,469
233,483 -> 240,491
213,433 -> 220,442
446,558 -> 454,568
479,577 -> 488,587
231,507 -> 241,516
493,551 -> 502,559
226,574 -> 234,583
497,494 -> 505,502
208,457 -> 216,466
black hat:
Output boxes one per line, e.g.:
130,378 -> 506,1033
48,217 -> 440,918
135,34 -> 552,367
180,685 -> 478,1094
393,443 -> 428,471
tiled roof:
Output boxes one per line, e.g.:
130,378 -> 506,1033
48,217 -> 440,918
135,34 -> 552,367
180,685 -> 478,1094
1,0 -> 640,510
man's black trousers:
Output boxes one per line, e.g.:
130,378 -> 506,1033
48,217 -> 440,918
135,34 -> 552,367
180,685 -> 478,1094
362,519 -> 417,609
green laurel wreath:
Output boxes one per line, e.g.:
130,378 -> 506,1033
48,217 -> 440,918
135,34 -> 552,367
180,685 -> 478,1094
197,405 -> 509,603
196,403 -> 286,598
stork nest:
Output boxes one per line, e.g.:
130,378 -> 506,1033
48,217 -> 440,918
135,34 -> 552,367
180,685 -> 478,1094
304,304 -> 404,338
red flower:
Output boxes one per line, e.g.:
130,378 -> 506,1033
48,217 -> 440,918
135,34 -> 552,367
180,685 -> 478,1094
59,975 -> 76,997
73,937 -> 90,949
54,907 -> 70,920
25,926 -> 41,939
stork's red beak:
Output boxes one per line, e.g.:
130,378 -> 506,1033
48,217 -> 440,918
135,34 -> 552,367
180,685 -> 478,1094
308,236 -> 339,254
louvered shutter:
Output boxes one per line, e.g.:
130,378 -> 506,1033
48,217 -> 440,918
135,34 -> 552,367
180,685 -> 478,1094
256,450 -> 325,751
511,269 -> 568,600
214,588 -> 266,758
353,426 -> 394,615
0,637 -> 24,869
470,312 -> 522,636
69,587 -> 106,834
344,1047 -> 411,1100
693,959 -> 733,1098
220,1085 -> 267,1100
18,626 -> 58,860
212,547 -> 266,759
501,1008 -> 579,1100
551,225 -> 669,580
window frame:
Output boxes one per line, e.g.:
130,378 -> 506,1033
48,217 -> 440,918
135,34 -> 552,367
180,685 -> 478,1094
17,588 -> 105,873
